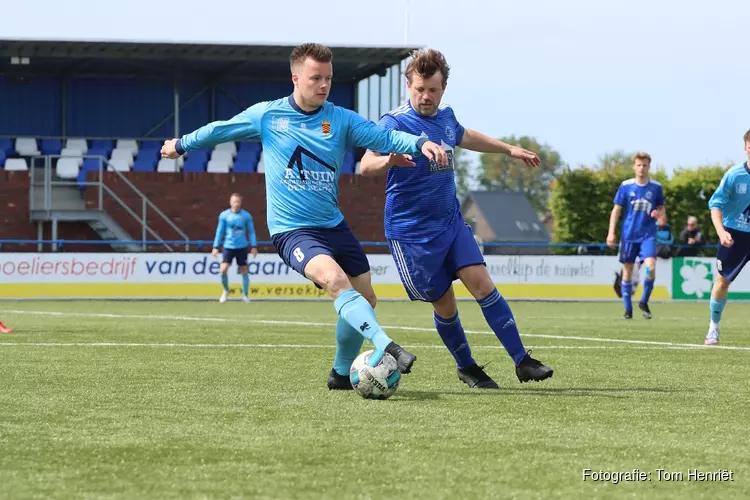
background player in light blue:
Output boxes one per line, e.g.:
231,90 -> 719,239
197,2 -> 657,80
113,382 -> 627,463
211,193 -> 257,304
160,43 -> 447,389
607,153 -> 665,320
360,49 -> 553,389
704,129 -> 750,345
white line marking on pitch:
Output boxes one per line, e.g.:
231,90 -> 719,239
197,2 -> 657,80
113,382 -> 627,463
2,309 -> 748,351
0,342 -> 733,351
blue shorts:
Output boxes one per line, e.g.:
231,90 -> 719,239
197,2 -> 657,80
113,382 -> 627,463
222,247 -> 248,267
271,220 -> 370,285
388,217 -> 485,302
619,237 -> 657,264
717,228 -> 750,282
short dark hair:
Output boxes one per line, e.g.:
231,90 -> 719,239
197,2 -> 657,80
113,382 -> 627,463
405,48 -> 450,87
290,43 -> 333,71
744,129 -> 750,144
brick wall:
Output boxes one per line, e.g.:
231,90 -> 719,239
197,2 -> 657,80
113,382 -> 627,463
1,171 -> 389,253
0,171 -> 104,252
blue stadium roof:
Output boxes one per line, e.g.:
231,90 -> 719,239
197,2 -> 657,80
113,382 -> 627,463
0,40 -> 417,82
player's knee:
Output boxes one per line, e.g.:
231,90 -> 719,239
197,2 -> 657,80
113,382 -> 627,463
716,275 -> 731,290
466,276 -> 495,299
239,266 -> 248,275
319,269 -> 351,296
645,266 -> 655,279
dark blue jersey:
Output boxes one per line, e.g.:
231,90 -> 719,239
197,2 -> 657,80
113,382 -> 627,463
377,101 -> 465,243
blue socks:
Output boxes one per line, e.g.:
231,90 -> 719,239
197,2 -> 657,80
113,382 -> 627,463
333,317 -> 365,376
434,312 -> 475,370
478,289 -> 527,365
334,289 -> 392,351
640,278 -> 655,305
242,273 -> 249,297
710,297 -> 727,323
221,274 -> 229,292
622,280 -> 633,312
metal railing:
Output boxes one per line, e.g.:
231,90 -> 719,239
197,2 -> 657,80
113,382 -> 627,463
29,155 -> 190,251
0,239 -> 719,252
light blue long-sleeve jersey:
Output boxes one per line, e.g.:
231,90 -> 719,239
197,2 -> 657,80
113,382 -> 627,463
179,95 -> 428,235
708,162 -> 750,233
213,209 -> 256,249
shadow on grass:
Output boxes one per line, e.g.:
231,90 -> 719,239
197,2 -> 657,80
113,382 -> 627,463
395,386 -> 678,400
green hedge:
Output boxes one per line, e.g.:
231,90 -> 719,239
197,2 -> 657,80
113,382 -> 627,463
549,164 -> 730,254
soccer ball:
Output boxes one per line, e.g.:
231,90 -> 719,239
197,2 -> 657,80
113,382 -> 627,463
349,349 -> 401,400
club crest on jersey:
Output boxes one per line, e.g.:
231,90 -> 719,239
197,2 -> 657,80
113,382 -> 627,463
737,183 -> 747,194
322,120 -> 331,135
445,126 -> 454,141
274,116 -> 289,132
646,191 -> 653,200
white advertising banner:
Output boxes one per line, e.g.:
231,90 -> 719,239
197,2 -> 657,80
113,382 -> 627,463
0,253 -> 672,300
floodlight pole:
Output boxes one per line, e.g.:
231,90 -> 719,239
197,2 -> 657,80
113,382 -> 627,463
173,79 -> 180,138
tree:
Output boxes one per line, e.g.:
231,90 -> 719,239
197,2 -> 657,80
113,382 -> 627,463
591,150 -> 668,184
477,136 -> 564,214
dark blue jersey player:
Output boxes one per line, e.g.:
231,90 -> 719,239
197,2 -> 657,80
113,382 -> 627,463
704,129 -> 750,345
161,43 -> 449,389
606,153 -> 665,320
360,49 -> 553,389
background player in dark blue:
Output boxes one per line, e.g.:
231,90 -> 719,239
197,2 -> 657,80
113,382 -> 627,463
360,49 -> 553,389
211,193 -> 257,304
704,129 -> 750,345
606,153 -> 665,320
161,43 -> 448,389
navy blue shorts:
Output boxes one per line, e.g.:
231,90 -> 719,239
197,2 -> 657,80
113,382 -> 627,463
619,237 -> 657,264
717,228 -> 750,282
271,220 -> 370,285
222,247 -> 248,267
388,216 -> 485,302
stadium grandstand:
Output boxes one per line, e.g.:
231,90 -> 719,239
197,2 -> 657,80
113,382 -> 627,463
0,39 -> 415,252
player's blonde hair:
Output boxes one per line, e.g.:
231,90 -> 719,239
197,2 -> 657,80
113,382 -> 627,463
632,152 -> 652,165
405,49 -> 450,87
744,129 -> 750,144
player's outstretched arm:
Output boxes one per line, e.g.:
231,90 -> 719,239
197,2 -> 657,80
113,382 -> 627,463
344,110 -> 447,166
460,129 -> 541,168
359,151 -> 415,177
606,205 -> 623,248
161,103 -> 266,158
211,216 -> 225,257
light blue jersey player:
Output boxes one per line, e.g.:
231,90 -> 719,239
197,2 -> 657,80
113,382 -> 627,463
704,130 -> 750,345
607,153 -> 665,320
360,49 -> 553,389
160,43 -> 448,389
211,193 -> 257,304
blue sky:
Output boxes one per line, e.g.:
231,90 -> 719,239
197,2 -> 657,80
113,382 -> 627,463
9,0 -> 750,173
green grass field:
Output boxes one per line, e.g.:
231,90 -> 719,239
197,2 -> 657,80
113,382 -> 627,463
1,299 -> 749,499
